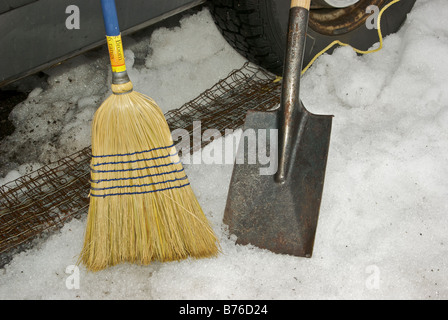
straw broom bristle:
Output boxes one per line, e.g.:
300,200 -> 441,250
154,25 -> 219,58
80,82 -> 219,271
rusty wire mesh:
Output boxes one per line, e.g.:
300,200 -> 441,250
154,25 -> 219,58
0,62 -> 281,267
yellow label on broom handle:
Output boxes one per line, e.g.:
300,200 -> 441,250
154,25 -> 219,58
106,35 -> 126,73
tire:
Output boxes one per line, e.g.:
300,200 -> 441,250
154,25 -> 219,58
209,0 -> 416,75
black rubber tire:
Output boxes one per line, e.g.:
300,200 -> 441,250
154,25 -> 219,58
209,0 -> 416,75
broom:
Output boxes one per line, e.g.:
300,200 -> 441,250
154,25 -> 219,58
80,0 -> 219,271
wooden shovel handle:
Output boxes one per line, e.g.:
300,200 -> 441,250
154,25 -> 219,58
291,0 -> 311,10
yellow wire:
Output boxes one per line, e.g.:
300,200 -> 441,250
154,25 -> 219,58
272,0 -> 401,81
301,0 -> 401,74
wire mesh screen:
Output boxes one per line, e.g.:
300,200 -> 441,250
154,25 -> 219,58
0,62 -> 281,267
165,62 -> 281,154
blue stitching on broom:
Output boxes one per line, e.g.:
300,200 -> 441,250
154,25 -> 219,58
92,151 -> 178,167
91,143 -> 175,158
91,175 -> 188,191
91,160 -> 183,173
90,168 -> 185,184
90,183 -> 191,198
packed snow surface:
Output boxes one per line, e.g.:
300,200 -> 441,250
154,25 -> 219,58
0,1 -> 447,299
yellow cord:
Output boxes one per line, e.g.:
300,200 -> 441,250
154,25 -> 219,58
301,0 -> 401,74
274,0 -> 401,79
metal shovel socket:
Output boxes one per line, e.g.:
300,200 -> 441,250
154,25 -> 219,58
223,4 -> 333,257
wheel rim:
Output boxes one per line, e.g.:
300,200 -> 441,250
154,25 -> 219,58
309,0 -> 387,36
312,0 -> 361,8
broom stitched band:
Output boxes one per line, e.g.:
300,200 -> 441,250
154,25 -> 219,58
90,139 -> 189,198
91,175 -> 188,191
91,143 -> 175,158
90,159 -> 182,173
91,151 -> 178,167
89,182 -> 191,198
90,167 -> 185,184
112,89 -> 133,95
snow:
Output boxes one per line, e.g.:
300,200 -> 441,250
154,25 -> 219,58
0,1 -> 447,299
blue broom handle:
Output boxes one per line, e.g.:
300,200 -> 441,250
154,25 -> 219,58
100,0 -> 130,84
101,0 -> 121,37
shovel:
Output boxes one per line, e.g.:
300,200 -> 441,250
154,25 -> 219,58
223,0 -> 333,257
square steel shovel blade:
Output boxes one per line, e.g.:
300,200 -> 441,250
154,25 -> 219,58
223,104 -> 332,257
